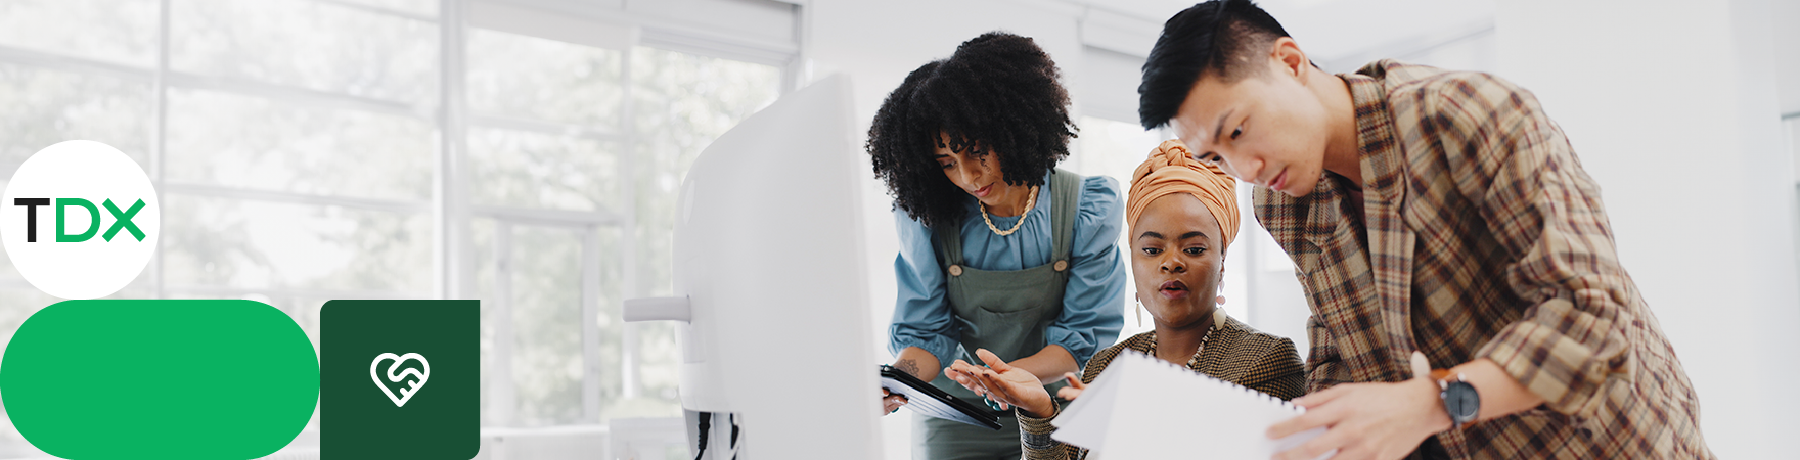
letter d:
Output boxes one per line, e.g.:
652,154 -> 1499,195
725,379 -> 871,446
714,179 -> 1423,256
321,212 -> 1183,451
56,198 -> 99,242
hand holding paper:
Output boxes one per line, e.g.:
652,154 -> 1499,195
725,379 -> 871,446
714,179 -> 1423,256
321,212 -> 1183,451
1268,352 -> 1447,460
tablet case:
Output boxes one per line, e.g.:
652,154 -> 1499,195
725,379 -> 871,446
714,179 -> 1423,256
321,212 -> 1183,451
879,365 -> 1003,430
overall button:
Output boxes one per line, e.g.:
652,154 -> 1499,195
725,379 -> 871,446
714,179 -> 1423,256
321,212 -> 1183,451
1052,260 -> 1068,272
948,265 -> 963,276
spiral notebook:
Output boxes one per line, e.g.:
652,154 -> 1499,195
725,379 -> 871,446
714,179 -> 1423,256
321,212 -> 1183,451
1051,351 -> 1331,459
878,365 -> 1003,430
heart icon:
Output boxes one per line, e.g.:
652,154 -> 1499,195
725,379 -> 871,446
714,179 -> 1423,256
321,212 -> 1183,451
370,353 -> 431,407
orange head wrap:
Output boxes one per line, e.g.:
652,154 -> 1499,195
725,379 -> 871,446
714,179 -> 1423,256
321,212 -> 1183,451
1126,139 -> 1240,250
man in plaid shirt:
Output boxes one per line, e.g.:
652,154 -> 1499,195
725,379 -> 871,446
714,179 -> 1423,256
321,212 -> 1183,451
1134,1 -> 1715,459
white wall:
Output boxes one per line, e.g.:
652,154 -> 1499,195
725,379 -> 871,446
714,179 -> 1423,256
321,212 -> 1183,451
1496,0 -> 1799,458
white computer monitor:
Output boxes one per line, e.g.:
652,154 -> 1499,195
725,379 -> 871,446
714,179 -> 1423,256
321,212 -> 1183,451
624,75 -> 883,459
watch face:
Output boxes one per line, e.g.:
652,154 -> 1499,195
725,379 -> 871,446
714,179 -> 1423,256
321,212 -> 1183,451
1444,381 -> 1480,422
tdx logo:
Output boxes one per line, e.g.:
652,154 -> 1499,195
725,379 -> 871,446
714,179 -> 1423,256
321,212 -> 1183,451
12,198 -> 148,242
0,141 -> 160,300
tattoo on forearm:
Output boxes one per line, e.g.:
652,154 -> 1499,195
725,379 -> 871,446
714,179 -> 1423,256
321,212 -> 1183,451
896,359 -> 922,378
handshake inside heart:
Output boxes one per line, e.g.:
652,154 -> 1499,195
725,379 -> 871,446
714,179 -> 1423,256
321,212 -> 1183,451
371,353 -> 431,407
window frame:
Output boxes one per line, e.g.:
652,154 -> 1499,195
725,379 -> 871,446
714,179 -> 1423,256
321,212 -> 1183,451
0,0 -> 799,438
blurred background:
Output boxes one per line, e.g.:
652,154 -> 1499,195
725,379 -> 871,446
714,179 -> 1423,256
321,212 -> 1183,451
0,0 -> 1794,459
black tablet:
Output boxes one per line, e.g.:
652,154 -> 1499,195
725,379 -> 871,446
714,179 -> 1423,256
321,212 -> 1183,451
879,364 -> 1003,430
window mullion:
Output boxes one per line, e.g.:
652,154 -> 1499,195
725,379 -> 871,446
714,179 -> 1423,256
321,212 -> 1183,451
436,0 -> 470,302
150,0 -> 170,300
619,46 -> 640,402
492,221 -> 515,426
581,225 -> 601,423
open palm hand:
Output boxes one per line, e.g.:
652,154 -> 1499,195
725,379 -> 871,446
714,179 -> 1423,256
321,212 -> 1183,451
944,349 -> 1056,417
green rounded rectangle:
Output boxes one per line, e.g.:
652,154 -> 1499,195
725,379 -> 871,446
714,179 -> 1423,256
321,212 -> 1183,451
1,299 -> 319,459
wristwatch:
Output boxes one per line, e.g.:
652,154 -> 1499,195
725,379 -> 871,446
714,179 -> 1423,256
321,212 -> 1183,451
1432,369 -> 1479,429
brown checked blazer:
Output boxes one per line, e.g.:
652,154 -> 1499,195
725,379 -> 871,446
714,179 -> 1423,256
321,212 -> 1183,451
1255,60 -> 1713,459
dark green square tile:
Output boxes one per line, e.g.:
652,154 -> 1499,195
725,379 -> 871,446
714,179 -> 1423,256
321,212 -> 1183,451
321,300 -> 478,459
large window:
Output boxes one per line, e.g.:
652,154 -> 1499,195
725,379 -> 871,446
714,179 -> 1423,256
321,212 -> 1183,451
0,0 -> 785,456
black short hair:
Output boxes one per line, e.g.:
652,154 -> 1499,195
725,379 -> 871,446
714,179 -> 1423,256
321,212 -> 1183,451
1138,0 -> 1294,130
865,32 -> 1076,230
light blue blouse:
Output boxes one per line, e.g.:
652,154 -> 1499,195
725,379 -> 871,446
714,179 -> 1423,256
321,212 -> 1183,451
889,173 -> 1126,370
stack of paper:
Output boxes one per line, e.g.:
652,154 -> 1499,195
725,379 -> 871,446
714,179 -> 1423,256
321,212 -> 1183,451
1051,351 -> 1330,459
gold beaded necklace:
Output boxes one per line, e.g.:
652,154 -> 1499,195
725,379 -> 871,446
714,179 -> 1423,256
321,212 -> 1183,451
979,185 -> 1039,236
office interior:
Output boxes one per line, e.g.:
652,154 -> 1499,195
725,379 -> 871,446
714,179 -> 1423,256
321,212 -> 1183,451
0,0 -> 1796,459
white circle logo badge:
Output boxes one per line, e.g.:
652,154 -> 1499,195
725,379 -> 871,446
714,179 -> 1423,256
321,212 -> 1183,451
0,141 -> 160,300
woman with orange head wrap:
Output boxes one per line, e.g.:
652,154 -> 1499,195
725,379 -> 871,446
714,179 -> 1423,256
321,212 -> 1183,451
945,140 -> 1306,459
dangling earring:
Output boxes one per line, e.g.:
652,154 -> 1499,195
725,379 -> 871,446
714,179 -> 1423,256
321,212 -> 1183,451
1215,267 -> 1228,306
1134,300 -> 1143,327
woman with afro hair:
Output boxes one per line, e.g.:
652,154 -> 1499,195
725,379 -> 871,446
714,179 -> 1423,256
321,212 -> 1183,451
870,32 -> 1125,460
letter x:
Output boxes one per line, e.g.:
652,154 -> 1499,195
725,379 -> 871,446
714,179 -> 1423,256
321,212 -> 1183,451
102,199 -> 145,241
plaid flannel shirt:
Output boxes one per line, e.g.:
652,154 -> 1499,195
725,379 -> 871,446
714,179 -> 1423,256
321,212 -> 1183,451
1254,60 -> 1713,459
